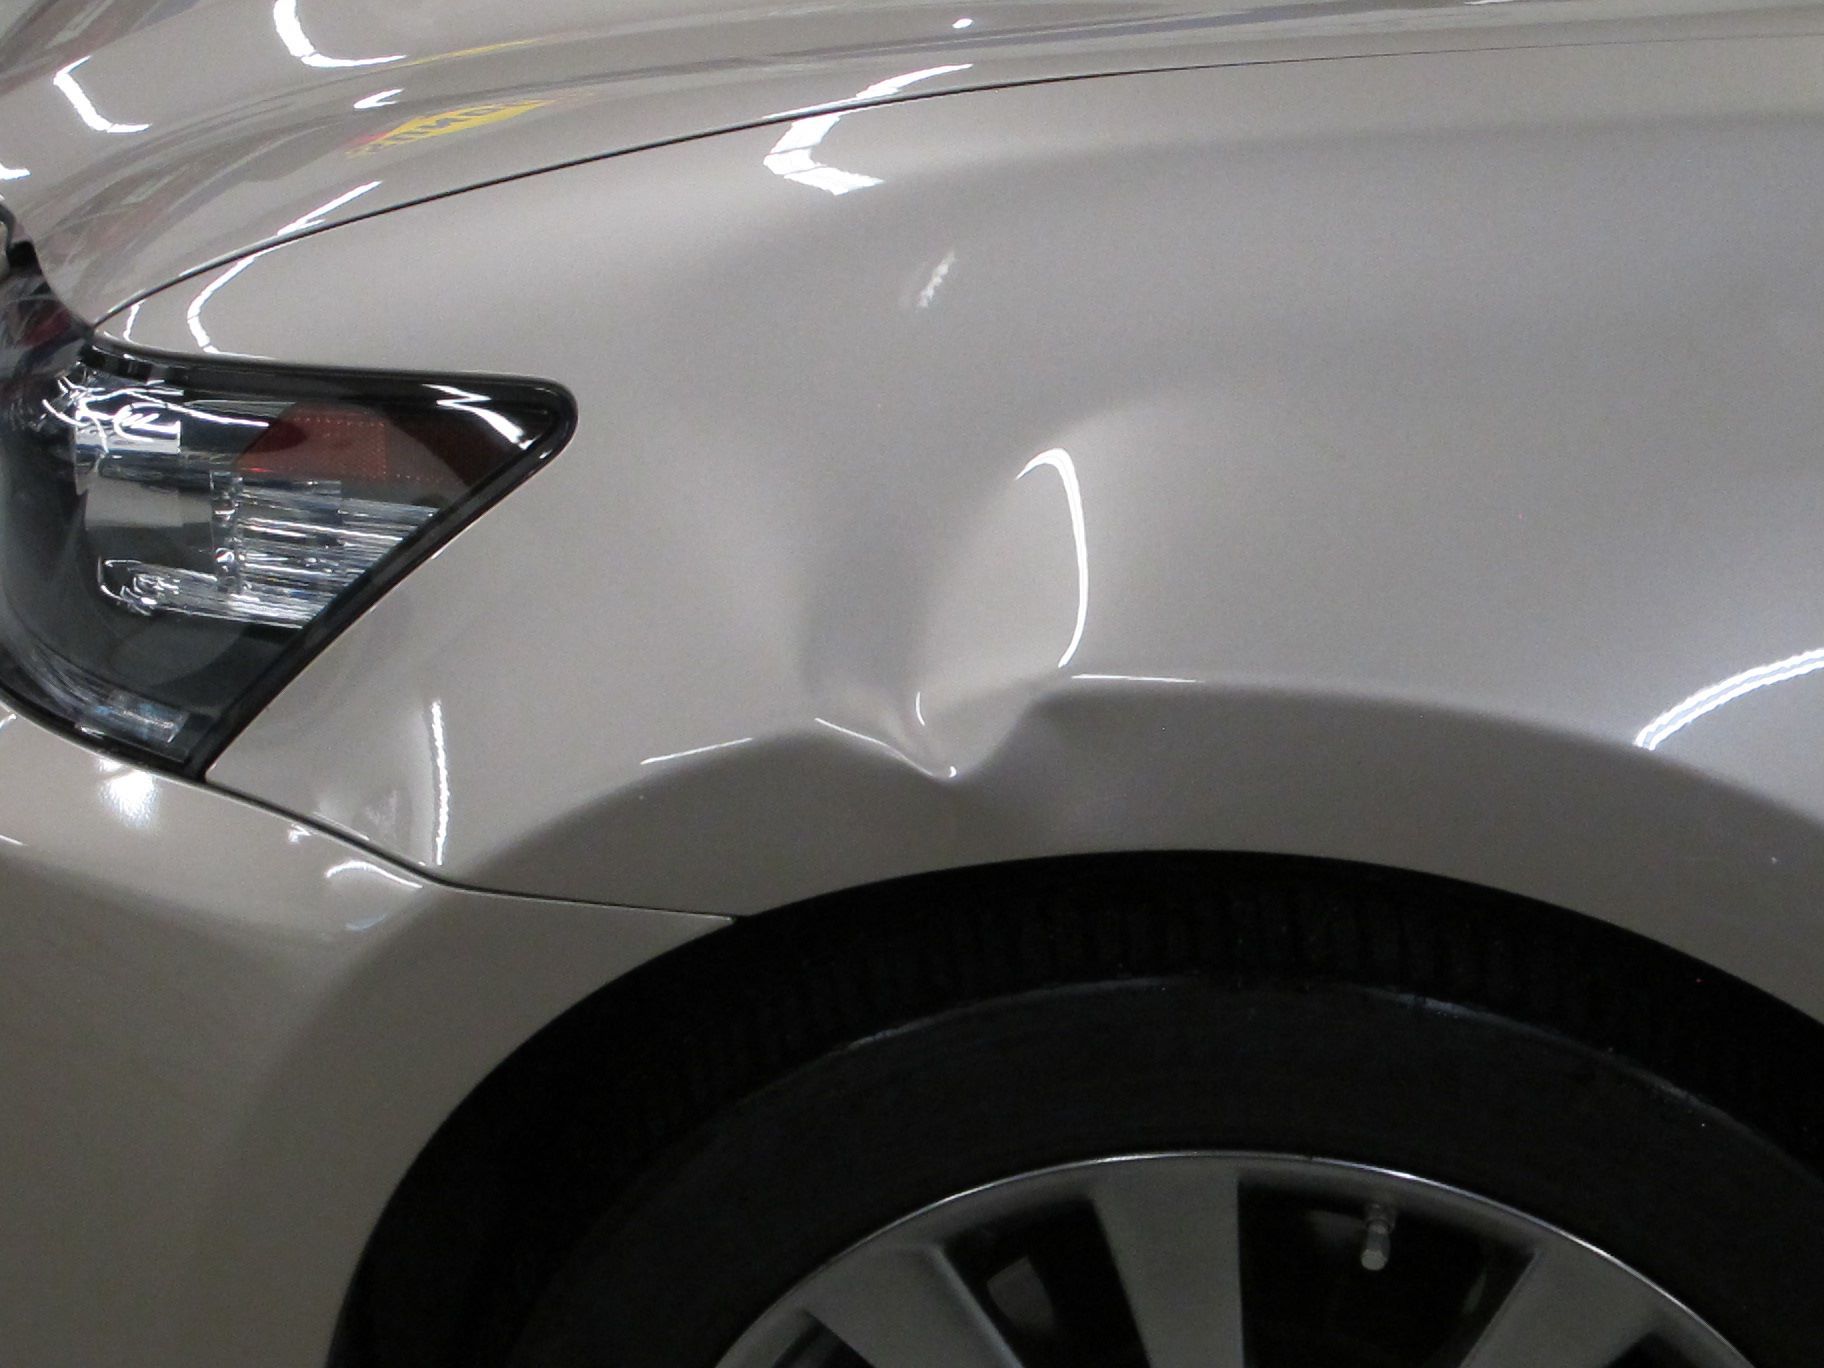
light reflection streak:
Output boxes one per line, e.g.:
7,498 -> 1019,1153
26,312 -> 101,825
429,384 -> 527,444
278,179 -> 386,234
1636,646 -> 1824,750
641,736 -> 754,766
765,64 -> 969,196
851,63 -> 975,103
1073,673 -> 1199,685
917,250 -> 957,309
814,715 -> 911,762
273,0 -> 404,68
430,698 -> 451,865
186,181 -> 382,352
814,717 -> 958,778
53,56 -> 149,134
1019,448 -> 1089,668
186,250 -> 275,352
324,858 -> 422,889
104,769 -> 156,826
764,115 -> 881,196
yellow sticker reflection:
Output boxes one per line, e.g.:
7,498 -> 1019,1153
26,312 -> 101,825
349,99 -> 552,157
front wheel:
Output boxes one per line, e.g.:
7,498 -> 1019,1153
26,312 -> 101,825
721,1151 -> 1748,1368
502,877 -> 1824,1368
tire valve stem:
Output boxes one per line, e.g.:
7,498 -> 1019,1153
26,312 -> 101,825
1360,1203 -> 1396,1272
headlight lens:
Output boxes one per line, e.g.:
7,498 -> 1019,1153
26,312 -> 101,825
0,254 -> 572,770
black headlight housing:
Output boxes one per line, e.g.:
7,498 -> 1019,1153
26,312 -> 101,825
0,245 -> 573,773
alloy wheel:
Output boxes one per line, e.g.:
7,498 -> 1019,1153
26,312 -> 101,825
718,1154 -> 1752,1368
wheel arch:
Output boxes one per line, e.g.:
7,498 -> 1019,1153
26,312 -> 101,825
473,683 -> 1824,1029
329,850 -> 1824,1368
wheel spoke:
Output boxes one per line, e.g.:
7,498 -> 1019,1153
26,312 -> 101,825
1090,1161 -> 1247,1368
802,1243 -> 1024,1368
725,1156 -> 1745,1368
1455,1240 -> 1660,1368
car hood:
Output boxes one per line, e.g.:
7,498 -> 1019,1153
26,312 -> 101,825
0,0 -> 1816,322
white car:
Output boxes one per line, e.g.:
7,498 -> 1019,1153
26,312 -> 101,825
1,2 -> 1822,1365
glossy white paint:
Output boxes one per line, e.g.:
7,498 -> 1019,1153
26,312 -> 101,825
0,703 -> 721,1368
2,0 -> 1822,318
8,7 -> 1824,1364
88,34 -> 1824,1022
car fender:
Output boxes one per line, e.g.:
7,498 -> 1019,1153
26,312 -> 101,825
100,41 -> 1824,1021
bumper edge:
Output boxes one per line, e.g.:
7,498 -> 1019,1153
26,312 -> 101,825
0,705 -> 724,1368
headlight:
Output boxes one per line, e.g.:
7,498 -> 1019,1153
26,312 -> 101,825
0,251 -> 572,771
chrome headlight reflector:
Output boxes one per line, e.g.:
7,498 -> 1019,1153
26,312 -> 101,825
0,254 -> 572,770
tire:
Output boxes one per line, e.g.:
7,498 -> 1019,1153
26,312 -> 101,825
489,862 -> 1824,1367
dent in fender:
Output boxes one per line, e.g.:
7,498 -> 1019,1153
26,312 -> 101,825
114,45 -> 1824,1030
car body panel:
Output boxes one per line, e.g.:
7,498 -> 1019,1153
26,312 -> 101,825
92,38 -> 1824,1019
0,703 -> 722,1368
5,9 -> 1824,1368
1,0 -> 1820,320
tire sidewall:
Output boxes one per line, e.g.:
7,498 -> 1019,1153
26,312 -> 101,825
508,980 -> 1824,1366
